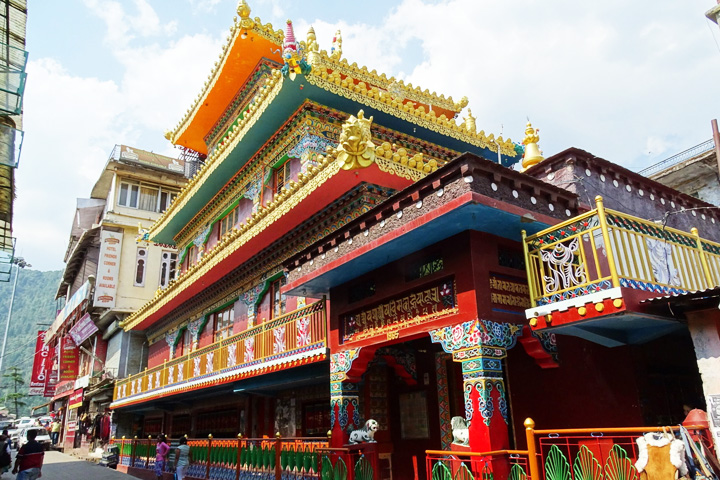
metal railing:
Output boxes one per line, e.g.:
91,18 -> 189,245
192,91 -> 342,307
522,196 -> 720,307
113,299 -> 327,403
114,435 -> 330,480
0,41 -> 28,115
638,139 -> 715,177
424,419 -> 709,480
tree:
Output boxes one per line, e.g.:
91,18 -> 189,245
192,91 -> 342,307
2,366 -> 27,418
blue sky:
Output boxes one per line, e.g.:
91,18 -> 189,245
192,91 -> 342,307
15,0 -> 720,270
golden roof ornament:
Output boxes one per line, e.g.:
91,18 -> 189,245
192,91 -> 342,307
463,109 -> 476,134
237,0 -> 254,29
338,110 -> 376,170
306,26 -> 320,67
521,121 -> 544,170
330,30 -> 342,60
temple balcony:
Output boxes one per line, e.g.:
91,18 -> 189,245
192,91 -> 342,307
522,196 -> 720,347
0,41 -> 28,116
111,300 -> 327,408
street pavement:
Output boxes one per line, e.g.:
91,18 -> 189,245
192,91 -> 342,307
3,450 -> 130,479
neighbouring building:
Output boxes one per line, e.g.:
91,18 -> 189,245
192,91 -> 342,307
45,145 -> 188,454
0,0 -> 28,279
108,2 -> 720,479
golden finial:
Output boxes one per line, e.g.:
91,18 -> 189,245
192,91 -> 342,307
237,0 -> 254,29
337,110 -> 376,170
306,26 -> 318,52
330,30 -> 342,60
521,121 -> 544,170
464,109 -> 476,134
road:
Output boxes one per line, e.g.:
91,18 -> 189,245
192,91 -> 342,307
7,450 -> 129,479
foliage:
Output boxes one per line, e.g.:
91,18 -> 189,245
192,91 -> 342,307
0,269 -> 62,417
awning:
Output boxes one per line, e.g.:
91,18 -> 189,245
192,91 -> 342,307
31,400 -> 51,414
46,279 -> 92,342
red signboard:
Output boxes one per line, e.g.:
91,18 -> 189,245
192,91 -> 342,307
59,336 -> 79,381
29,331 -> 50,396
68,389 -> 84,409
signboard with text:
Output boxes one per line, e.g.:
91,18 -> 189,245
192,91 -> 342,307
68,313 -> 98,346
59,336 -> 79,381
29,331 -> 50,396
68,389 -> 84,409
93,230 -> 123,308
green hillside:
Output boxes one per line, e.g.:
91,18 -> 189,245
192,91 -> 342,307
0,268 -> 62,416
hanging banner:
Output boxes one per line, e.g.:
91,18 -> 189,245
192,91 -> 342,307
59,336 -> 79,381
68,313 -> 98,346
94,230 -> 123,308
29,331 -> 50,396
68,389 -> 84,409
44,369 -> 58,398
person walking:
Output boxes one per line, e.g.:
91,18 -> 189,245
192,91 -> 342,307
154,434 -> 170,480
50,420 -> 61,446
0,433 -> 11,475
173,436 -> 192,480
12,429 -> 44,480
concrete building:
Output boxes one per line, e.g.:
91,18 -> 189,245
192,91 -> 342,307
45,145 -> 188,453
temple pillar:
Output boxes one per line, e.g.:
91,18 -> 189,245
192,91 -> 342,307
329,348 -> 374,447
430,319 -> 523,476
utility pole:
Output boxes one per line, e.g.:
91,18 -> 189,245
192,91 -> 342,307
0,256 -> 31,374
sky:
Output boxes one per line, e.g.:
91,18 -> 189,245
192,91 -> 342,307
15,0 -> 720,271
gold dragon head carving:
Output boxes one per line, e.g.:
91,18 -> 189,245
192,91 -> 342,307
337,110 -> 376,170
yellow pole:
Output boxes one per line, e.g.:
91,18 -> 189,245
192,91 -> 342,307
595,196 -> 620,288
692,227 -> 715,288
524,418 -> 540,480
521,230 -> 538,305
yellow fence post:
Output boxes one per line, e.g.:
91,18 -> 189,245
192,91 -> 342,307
595,196 -> 621,288
525,418 -> 540,480
521,230 -> 538,305
692,227 -> 715,288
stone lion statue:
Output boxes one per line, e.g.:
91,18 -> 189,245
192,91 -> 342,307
451,416 -> 470,446
348,419 -> 378,444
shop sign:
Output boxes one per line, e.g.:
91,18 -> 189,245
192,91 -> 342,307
44,369 -> 58,398
68,389 -> 84,409
29,331 -> 50,396
59,336 -> 79,381
66,420 -> 77,433
488,274 -> 531,309
68,313 -> 98,346
93,230 -> 123,308
341,278 -> 457,343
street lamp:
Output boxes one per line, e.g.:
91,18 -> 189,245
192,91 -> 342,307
0,256 -> 31,374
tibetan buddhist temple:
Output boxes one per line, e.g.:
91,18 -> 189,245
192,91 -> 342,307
109,2 -> 720,480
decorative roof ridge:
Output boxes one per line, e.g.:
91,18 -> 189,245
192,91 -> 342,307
305,51 -> 517,157
165,3 -> 283,145
149,69 -> 286,243
310,50 -> 467,113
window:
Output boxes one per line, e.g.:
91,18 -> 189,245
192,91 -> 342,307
274,160 -> 292,194
270,278 -> 287,319
187,245 -> 196,267
135,248 -> 147,286
214,305 -> 235,341
118,181 -> 179,213
405,253 -> 444,281
219,206 -> 239,240
176,328 -> 192,357
159,251 -> 177,288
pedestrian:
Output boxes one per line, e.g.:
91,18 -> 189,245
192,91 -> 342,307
173,436 -> 192,480
0,434 -> 11,474
50,420 -> 61,446
12,428 -> 44,480
154,434 -> 170,480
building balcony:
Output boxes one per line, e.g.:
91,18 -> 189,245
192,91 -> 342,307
522,196 -> 720,346
0,42 -> 28,116
111,300 -> 328,408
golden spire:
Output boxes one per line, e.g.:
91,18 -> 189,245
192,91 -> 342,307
521,121 -> 544,170
330,30 -> 342,60
463,109 -> 476,134
237,0 -> 254,29
306,26 -> 318,52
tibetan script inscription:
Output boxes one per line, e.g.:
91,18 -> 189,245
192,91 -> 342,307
489,275 -> 531,309
342,279 -> 456,343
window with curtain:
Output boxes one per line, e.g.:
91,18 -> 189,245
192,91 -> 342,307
214,305 -> 235,341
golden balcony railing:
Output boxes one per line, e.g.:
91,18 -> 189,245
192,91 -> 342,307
522,196 -> 720,307
113,299 -> 327,404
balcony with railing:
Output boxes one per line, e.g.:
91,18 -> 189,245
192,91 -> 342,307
0,41 -> 28,116
111,299 -> 328,407
522,196 -> 720,346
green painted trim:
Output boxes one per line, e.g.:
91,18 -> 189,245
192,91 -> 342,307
270,154 -> 290,170
178,245 -> 190,265
254,271 -> 285,307
172,326 -> 188,348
